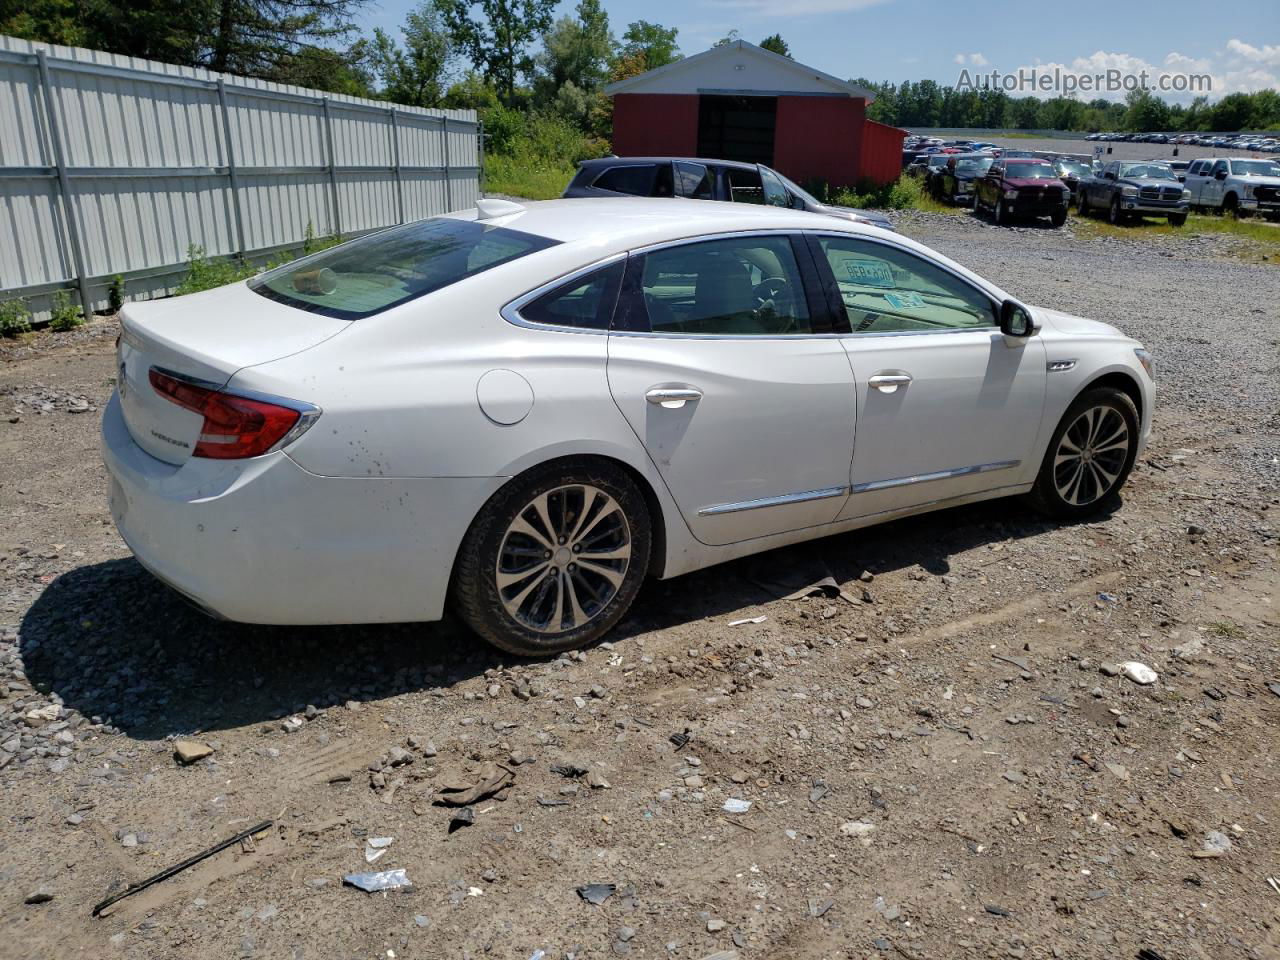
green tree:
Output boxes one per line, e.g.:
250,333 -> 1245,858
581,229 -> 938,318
616,20 -> 679,70
202,0 -> 372,78
759,33 -> 790,58
535,0 -> 613,96
272,42 -> 375,96
713,29 -> 740,47
1122,89 -> 1170,132
437,0 -> 558,100
370,1 -> 455,107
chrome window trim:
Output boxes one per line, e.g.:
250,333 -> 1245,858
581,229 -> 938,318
850,459 -> 1021,494
805,229 -> 1006,337
698,485 -> 849,517
500,253 -> 628,335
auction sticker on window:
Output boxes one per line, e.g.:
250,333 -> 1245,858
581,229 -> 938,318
883,291 -> 925,310
844,259 -> 895,288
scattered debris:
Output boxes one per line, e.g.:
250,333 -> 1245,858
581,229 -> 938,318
586,770 -> 611,789
92,821 -> 274,916
722,798 -> 752,814
449,807 -> 475,832
808,898 -> 834,918
344,869 -> 411,893
992,653 -> 1032,673
840,821 -> 875,844
550,762 -> 589,778
576,883 -> 616,906
25,890 -> 53,905
984,904 -> 1011,917
1120,661 -> 1159,685
728,616 -> 767,626
433,764 -> 514,807
365,837 -> 393,862
173,740 -> 214,765
1194,831 -> 1233,858
669,730 -> 692,751
536,796 -> 570,807
1104,762 -> 1130,781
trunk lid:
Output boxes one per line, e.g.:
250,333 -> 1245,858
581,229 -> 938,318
117,281 -> 347,465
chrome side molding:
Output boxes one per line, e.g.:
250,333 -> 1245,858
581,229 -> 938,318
851,460 -> 1021,494
699,485 -> 849,517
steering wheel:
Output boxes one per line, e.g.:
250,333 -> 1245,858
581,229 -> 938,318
753,276 -> 792,308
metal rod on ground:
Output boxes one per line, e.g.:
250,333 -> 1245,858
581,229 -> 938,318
91,820 -> 274,917
36,50 -> 94,322
216,78 -> 247,258
390,107 -> 404,225
321,97 -> 342,237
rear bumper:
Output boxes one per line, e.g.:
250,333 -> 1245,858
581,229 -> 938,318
101,392 -> 505,625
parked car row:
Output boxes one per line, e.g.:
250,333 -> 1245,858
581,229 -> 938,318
1087,132 -> 1280,152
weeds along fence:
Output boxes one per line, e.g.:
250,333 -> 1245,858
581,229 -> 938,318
0,36 -> 482,322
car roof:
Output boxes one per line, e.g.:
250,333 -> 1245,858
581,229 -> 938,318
577,156 -> 758,171
450,197 -> 838,245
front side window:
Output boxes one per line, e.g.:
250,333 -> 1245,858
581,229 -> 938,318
621,235 -> 812,335
674,162 -> 713,200
1211,160 -> 1228,176
725,167 -> 765,204
816,235 -> 995,334
517,262 -> 623,331
251,219 -> 558,320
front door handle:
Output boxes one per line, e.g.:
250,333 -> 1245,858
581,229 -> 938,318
646,386 -> 703,408
868,373 -> 912,394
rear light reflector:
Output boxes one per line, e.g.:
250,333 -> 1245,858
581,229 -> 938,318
148,368 -> 316,459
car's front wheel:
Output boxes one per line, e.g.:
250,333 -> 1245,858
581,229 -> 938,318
995,198 -> 1009,225
452,459 -> 651,656
1050,208 -> 1067,228
1109,196 -> 1124,225
1077,190 -> 1090,215
1027,387 -> 1140,520
1168,213 -> 1187,227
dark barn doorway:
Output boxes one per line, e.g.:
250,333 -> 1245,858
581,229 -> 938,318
696,95 -> 776,165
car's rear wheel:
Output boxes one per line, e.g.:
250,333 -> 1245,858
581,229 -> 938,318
1027,387 -> 1139,520
452,460 -> 651,656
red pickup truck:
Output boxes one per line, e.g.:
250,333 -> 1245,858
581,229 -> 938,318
974,158 -> 1070,227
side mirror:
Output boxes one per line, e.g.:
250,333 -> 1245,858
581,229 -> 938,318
1214,170 -> 1227,180
1000,300 -> 1036,338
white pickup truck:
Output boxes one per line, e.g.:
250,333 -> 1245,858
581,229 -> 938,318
1184,157 -> 1280,219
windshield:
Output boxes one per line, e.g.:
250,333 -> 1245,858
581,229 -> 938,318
250,218 -> 558,320
1056,162 -> 1090,177
1232,160 -> 1279,176
1119,164 -> 1176,180
955,158 -> 994,175
1005,162 -> 1056,179
928,156 -> 948,167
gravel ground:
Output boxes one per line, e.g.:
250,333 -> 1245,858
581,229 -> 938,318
1,216 -> 1277,960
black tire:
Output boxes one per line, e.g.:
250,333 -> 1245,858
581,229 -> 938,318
1109,196 -> 1124,225
1050,208 -> 1067,228
1077,190 -> 1090,215
451,458 -> 651,656
1027,387 -> 1140,521
995,198 -> 1009,226
1168,213 -> 1187,227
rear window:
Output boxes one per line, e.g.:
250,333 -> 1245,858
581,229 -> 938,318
250,218 -> 558,320
593,164 -> 667,196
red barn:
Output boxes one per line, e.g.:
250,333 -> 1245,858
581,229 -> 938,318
606,40 -> 906,188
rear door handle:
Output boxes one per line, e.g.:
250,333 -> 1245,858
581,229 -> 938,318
868,373 -> 912,393
646,386 -> 703,408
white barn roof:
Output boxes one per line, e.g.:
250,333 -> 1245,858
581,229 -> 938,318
605,39 -> 874,101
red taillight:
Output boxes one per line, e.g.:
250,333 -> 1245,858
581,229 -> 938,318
148,369 -> 306,459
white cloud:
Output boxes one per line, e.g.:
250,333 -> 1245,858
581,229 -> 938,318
1226,39 -> 1280,67
954,53 -> 989,66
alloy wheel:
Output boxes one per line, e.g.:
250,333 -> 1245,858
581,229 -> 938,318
1052,405 -> 1131,506
495,484 -> 632,634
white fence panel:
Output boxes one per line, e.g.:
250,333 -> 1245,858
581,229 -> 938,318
0,35 -> 481,321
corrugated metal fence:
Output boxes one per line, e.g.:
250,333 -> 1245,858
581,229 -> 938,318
0,36 -> 482,321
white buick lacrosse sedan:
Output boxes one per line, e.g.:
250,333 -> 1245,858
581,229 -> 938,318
103,197 -> 1153,655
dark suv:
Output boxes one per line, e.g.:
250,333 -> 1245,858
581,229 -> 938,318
563,157 -> 894,231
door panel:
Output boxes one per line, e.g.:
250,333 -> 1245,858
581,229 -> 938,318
838,331 -> 1045,518
605,234 -> 855,545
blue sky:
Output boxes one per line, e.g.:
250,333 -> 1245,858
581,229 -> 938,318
356,0 -> 1278,101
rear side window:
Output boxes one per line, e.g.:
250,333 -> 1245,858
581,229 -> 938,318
593,165 -> 657,196
674,162 -> 713,199
251,218 -> 558,320
725,167 -> 764,204
517,262 -> 623,331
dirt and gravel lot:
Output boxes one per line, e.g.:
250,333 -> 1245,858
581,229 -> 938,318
1,211 -> 1277,960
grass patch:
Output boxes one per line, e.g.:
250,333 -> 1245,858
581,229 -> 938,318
484,152 -> 578,200
175,223 -> 342,296
1206,621 -> 1246,640
1074,212 -> 1280,263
